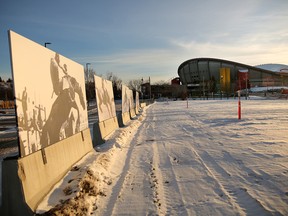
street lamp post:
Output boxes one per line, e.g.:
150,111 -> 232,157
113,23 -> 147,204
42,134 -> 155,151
85,63 -> 90,82
85,63 -> 91,107
44,42 -> 51,47
149,76 -> 152,101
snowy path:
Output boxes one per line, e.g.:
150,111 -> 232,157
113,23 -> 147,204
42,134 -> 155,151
36,99 -> 288,215
97,100 -> 288,216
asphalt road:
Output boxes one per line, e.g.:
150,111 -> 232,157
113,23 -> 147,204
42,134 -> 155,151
0,109 -> 18,158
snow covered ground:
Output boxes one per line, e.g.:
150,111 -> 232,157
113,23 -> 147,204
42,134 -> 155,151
250,86 -> 288,92
34,98 -> 288,215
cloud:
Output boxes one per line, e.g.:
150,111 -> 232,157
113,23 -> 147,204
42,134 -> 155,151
73,48 -> 184,82
169,24 -> 288,65
72,23 -> 288,82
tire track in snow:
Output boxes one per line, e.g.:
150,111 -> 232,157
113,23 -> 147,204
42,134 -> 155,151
145,106 -> 190,215
102,117 -> 157,216
106,106 -> 169,216
221,150 -> 287,215
151,140 -> 189,216
186,143 -> 246,215
101,134 -> 138,216
183,111 -> 274,215
153,120 -> 227,214
112,145 -> 156,215
180,113 -> 246,214
150,106 -> 239,215
198,150 -> 272,216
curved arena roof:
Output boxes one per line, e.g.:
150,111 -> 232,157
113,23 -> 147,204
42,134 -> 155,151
178,58 -> 288,90
255,63 -> 288,72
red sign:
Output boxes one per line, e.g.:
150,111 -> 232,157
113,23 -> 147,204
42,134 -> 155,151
237,70 -> 250,90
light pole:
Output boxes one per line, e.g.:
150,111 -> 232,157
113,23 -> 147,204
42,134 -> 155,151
85,63 -> 90,82
141,78 -> 144,101
44,42 -> 51,47
149,76 -> 152,101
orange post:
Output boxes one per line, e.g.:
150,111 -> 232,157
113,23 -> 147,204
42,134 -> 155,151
238,90 -> 241,120
238,100 -> 241,120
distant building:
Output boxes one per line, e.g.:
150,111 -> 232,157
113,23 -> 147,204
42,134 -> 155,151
141,82 -> 151,99
141,78 -> 187,100
171,77 -> 181,85
178,58 -> 288,96
0,80 -> 14,100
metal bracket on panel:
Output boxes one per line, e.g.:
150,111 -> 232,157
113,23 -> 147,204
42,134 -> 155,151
41,148 -> 47,165
81,130 -> 84,141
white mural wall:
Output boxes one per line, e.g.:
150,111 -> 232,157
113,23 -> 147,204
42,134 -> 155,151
129,89 -> 134,110
9,31 -> 88,157
94,75 -> 116,122
136,91 -> 140,110
121,85 -> 130,114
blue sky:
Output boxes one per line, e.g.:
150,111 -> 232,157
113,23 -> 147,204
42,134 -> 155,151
1,0 -> 288,83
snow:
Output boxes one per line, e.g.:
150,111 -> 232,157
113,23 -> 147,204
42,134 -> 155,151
250,86 -> 288,93
28,99 -> 288,215
255,64 -> 288,72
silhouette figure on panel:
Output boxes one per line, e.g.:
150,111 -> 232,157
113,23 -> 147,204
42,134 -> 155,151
122,87 -> 129,113
21,87 -> 28,129
97,78 -> 114,119
17,88 -> 46,155
40,53 -> 86,148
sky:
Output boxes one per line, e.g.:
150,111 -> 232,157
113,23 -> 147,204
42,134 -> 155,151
0,0 -> 288,83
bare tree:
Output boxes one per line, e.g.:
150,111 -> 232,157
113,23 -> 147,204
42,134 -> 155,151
153,80 -> 170,86
0,79 -> 13,100
106,72 -> 122,90
106,72 -> 122,99
127,79 -> 142,91
88,68 -> 97,83
85,67 -> 97,105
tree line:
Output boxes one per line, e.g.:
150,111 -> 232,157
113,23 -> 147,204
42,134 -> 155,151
0,77 -> 13,100
0,69 -> 170,102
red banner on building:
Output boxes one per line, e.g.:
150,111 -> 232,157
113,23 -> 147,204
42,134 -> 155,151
237,69 -> 250,90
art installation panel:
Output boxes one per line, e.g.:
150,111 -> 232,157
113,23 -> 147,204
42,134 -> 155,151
129,89 -> 134,110
94,75 -> 116,122
135,91 -> 140,110
9,31 -> 88,157
121,85 -> 130,114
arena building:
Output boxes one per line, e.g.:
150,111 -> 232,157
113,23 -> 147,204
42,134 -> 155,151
178,58 -> 288,96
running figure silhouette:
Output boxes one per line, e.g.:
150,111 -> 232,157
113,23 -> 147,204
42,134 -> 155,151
40,53 -> 86,147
